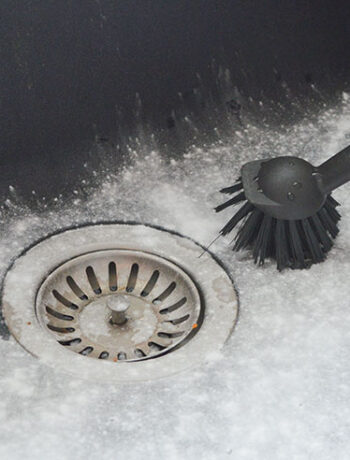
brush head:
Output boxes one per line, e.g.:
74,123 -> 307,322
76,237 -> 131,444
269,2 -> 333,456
241,156 -> 326,220
216,157 -> 341,270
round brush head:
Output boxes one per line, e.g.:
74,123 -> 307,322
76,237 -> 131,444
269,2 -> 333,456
216,156 -> 341,270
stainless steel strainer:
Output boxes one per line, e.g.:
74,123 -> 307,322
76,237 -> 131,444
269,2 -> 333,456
36,249 -> 203,362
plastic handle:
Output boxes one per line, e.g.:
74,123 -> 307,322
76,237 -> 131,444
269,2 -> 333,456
318,144 -> 350,194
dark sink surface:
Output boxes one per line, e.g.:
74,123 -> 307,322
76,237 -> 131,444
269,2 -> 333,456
1,0 -> 350,201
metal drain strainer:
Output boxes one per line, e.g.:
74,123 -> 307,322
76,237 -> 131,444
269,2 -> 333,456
2,224 -> 238,382
37,249 -> 203,362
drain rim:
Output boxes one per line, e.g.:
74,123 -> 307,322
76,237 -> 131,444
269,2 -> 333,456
2,223 -> 239,382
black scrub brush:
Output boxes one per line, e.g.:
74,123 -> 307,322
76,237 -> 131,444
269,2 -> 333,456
215,145 -> 350,270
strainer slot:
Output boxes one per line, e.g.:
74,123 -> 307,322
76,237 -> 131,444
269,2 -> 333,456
52,290 -> 78,310
152,281 -> 176,304
80,346 -> 93,355
47,324 -> 75,334
140,270 -> 160,297
108,262 -> 118,291
148,341 -> 166,351
66,276 -> 88,300
159,297 -> 187,314
134,348 -> 146,358
59,338 -> 82,346
158,331 -> 184,338
167,314 -> 190,325
126,263 -> 139,292
117,352 -> 127,360
99,351 -> 109,359
86,266 -> 102,294
46,306 -> 74,321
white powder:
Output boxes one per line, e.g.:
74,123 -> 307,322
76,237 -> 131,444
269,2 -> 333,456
1,94 -> 350,460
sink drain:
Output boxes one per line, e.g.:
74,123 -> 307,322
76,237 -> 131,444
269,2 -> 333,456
37,249 -> 203,362
2,223 -> 238,382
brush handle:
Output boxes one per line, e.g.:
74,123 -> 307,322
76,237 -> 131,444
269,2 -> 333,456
318,144 -> 350,194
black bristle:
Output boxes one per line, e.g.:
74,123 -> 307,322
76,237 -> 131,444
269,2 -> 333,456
324,197 -> 341,221
275,220 -> 290,270
234,208 -> 263,250
301,218 -> 325,263
317,206 -> 339,238
288,220 -> 306,268
215,192 -> 246,212
267,218 -> 277,259
327,195 -> 340,208
253,214 -> 273,265
219,181 -> 243,194
216,191 -> 341,270
309,214 -> 332,252
219,201 -> 254,236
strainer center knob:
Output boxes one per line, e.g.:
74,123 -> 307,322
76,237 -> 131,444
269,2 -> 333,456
107,295 -> 130,325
